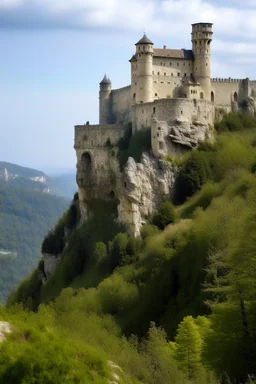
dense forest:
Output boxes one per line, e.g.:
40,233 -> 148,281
2,113 -> 256,383
0,183 -> 68,303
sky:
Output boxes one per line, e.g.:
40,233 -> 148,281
1,0 -> 256,174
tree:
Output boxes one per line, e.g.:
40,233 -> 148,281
152,201 -> 176,230
92,242 -> 107,264
173,316 -> 203,379
175,151 -> 212,204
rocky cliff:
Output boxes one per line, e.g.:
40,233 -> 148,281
118,154 -> 176,236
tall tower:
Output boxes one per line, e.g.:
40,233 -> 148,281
99,74 -> 112,124
135,34 -> 154,103
191,23 -> 213,101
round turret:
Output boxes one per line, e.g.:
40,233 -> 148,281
132,34 -> 154,104
99,74 -> 112,124
191,23 -> 213,100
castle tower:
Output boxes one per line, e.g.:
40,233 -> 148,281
191,23 -> 213,101
129,54 -> 138,104
99,74 -> 112,124
134,34 -> 154,103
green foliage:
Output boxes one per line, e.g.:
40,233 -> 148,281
172,316 -> 203,378
118,124 -> 151,169
28,199 -> 123,305
92,242 -> 107,264
108,233 -> 129,268
179,182 -> 223,219
214,112 -> 256,133
152,201 -> 176,230
213,135 -> 254,181
0,307 -> 110,384
175,150 -> 212,204
140,224 -> 160,240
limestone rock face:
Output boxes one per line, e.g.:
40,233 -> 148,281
151,118 -> 213,159
117,154 -> 176,236
0,321 -> 11,342
42,253 -> 62,281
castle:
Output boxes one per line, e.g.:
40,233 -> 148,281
74,22 -> 256,235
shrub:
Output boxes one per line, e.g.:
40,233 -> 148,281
214,136 -> 254,180
214,112 -> 256,133
108,233 -> 129,268
152,201 -> 176,230
92,242 -> 107,264
175,151 -> 212,204
141,224 -> 160,240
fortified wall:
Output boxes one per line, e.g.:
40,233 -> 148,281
132,98 -> 214,130
111,86 -> 132,123
75,124 -> 124,218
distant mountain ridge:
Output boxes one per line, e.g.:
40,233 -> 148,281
0,161 -> 71,303
0,161 -> 76,197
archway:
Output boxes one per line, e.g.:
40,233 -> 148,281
211,91 -> 214,102
234,92 -> 238,102
81,152 -> 92,171
81,152 -> 93,185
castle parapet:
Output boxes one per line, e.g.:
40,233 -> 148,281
74,124 -> 124,150
211,78 -> 243,83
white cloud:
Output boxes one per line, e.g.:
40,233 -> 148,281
1,0 -> 256,71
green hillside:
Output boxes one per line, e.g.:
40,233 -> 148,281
4,113 -> 256,383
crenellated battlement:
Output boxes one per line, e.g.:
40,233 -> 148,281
211,78 -> 243,83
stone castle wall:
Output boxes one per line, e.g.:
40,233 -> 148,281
132,98 -> 214,130
75,124 -> 124,212
110,86 -> 132,123
152,75 -> 184,100
210,78 -> 252,110
75,124 -> 124,149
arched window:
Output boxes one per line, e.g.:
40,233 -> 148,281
81,152 -> 93,185
211,91 -> 215,102
155,93 -> 158,97
234,92 -> 238,102
200,92 -> 204,99
133,93 -> 136,100
81,152 -> 92,172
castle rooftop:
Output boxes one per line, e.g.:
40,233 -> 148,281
100,74 -> 111,85
154,48 -> 194,60
129,54 -> 137,62
135,34 -> 153,45
191,22 -> 213,25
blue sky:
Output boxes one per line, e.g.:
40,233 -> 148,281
1,0 -> 256,173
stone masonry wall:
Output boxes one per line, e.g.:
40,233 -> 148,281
132,98 -> 214,130
75,124 -> 124,220
111,86 -> 132,124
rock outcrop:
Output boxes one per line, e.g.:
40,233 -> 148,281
0,321 -> 11,342
151,117 -> 213,159
118,154 -> 176,236
42,253 -> 62,281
